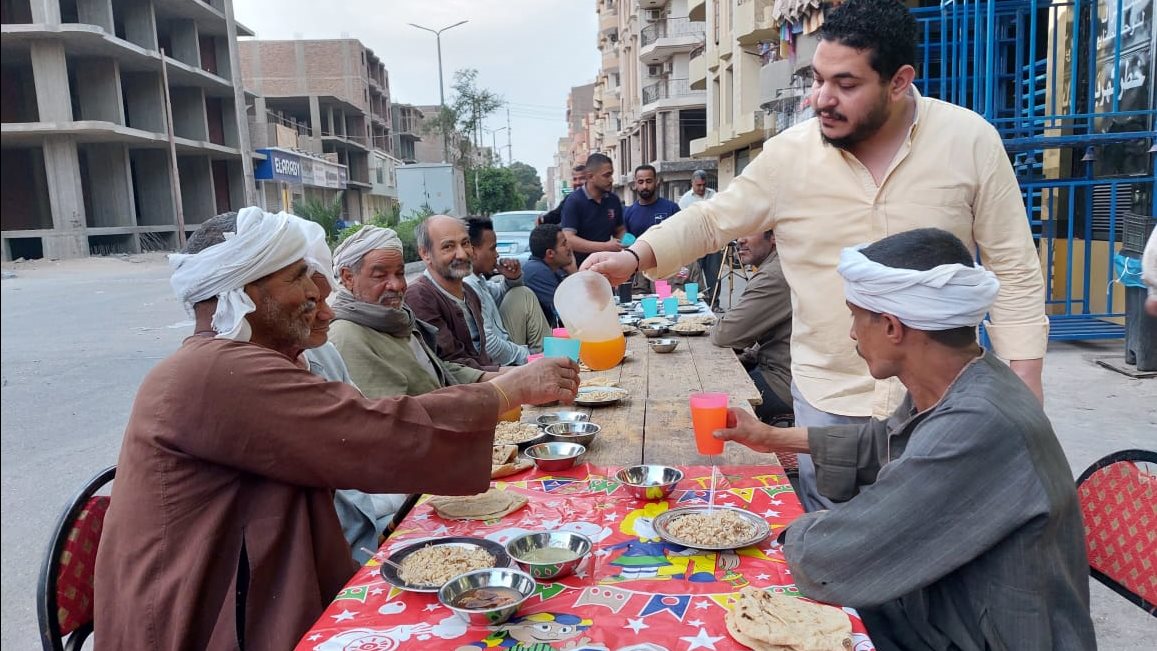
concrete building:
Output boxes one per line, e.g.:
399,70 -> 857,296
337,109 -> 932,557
1,0 -> 255,260
691,0 -> 782,187
391,102 -> 422,164
239,38 -> 397,221
591,0 -> 714,203
566,82 -> 596,171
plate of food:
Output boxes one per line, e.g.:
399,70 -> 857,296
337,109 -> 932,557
639,317 -> 675,328
621,324 -> 639,336
494,421 -> 547,447
652,506 -> 771,551
580,376 -> 619,388
573,386 -> 629,406
671,322 -> 709,336
380,536 -> 511,592
677,304 -> 703,314
678,314 -> 716,326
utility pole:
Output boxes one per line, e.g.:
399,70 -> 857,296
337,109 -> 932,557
409,21 -> 468,163
506,106 -> 512,165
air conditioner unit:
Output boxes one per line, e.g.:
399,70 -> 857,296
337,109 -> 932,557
647,64 -> 664,77
644,9 -> 664,21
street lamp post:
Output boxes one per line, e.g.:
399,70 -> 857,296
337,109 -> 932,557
485,126 -> 508,166
409,20 -> 468,163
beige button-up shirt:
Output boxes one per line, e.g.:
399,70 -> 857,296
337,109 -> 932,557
639,91 -> 1048,417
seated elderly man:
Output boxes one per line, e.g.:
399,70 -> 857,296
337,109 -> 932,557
329,225 -> 497,397
716,228 -> 1094,648
94,207 -> 580,650
182,213 -> 391,564
465,216 -> 551,364
405,215 -> 498,370
710,230 -> 792,420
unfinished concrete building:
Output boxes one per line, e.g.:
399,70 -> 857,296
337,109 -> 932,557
239,38 -> 395,221
1,0 -> 254,260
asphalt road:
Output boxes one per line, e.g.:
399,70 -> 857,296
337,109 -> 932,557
2,254 -> 1154,649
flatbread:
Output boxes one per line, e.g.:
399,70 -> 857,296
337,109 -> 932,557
491,445 -> 532,479
725,587 -> 852,651
428,488 -> 528,520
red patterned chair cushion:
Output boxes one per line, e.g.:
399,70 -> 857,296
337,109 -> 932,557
1078,460 -> 1156,607
55,496 -> 110,636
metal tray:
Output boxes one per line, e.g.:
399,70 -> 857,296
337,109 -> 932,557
573,386 -> 629,406
652,506 -> 771,551
380,536 -> 511,592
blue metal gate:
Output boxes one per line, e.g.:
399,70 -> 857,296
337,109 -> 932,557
913,0 -> 1156,340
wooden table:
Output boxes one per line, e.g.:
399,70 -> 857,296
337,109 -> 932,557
524,327 -> 776,468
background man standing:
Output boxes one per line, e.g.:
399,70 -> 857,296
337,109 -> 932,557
583,0 -> 1048,513
624,165 -> 681,238
679,169 -> 722,306
561,152 -> 625,266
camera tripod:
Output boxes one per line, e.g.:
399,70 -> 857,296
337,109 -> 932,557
711,240 -> 751,311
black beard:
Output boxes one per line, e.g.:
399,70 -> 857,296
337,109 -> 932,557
638,190 -> 654,201
819,95 -> 890,151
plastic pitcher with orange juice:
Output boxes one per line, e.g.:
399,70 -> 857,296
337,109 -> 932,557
555,271 -> 626,371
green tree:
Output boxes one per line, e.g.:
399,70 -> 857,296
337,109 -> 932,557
466,167 -> 524,215
508,162 -> 544,210
451,69 -> 504,151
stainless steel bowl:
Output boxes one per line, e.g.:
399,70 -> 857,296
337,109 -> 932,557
639,325 -> 668,338
524,441 -> 587,471
616,465 -> 685,500
437,568 -> 536,626
505,531 -> 593,580
649,338 -> 679,353
535,411 -> 591,428
543,421 -> 601,447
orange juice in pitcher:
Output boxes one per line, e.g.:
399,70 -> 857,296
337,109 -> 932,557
580,335 -> 627,371
555,271 -> 626,369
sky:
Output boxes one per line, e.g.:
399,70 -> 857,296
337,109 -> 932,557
233,0 -> 601,184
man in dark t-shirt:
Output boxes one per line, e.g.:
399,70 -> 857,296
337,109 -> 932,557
560,153 -> 625,266
624,164 -> 681,238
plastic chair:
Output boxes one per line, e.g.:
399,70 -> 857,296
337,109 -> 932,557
1075,450 -> 1156,617
766,414 -> 799,475
37,465 -> 116,651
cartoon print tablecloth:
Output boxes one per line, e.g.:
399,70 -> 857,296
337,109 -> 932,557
297,465 -> 875,651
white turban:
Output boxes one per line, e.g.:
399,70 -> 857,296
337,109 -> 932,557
331,225 -> 403,278
837,245 -> 1000,331
169,206 -> 333,341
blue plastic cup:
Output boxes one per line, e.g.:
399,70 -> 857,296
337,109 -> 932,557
641,296 -> 659,318
685,282 -> 699,305
663,297 -> 679,316
543,336 -> 581,362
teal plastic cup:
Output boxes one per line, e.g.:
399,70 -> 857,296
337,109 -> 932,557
685,283 -> 699,304
543,336 -> 581,362
641,296 -> 659,318
663,297 -> 679,316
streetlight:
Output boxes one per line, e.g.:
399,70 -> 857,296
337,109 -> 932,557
485,126 -> 508,166
409,20 -> 468,163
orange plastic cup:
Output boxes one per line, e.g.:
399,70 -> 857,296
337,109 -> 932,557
689,392 -> 728,455
499,404 -> 523,422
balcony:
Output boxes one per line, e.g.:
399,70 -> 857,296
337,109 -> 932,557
639,17 -> 705,64
689,44 -> 706,90
641,78 -> 705,113
688,0 -> 706,22
602,44 -> 620,73
600,9 -> 618,34
735,0 -> 775,46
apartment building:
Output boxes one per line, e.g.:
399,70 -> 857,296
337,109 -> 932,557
239,38 -> 397,221
566,82 -> 595,170
592,0 -> 714,203
1,0 -> 253,260
391,102 -> 423,164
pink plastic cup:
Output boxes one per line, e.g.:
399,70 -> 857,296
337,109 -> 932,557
552,327 -> 569,338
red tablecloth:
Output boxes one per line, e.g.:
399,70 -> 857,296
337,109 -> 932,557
297,465 -> 875,650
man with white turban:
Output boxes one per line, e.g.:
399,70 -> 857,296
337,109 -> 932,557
95,207 -> 581,650
714,228 -> 1094,649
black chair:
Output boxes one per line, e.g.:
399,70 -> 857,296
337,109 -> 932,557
1076,449 -> 1156,617
37,465 -> 116,651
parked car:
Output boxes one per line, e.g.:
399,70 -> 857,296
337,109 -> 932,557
491,210 -> 543,262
